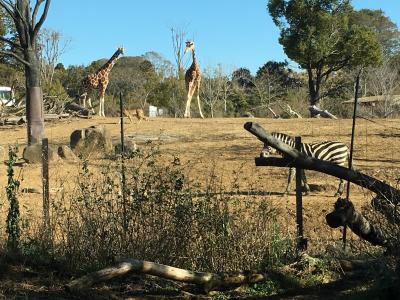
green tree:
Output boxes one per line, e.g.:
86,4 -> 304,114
267,0 -> 382,113
350,9 -> 400,58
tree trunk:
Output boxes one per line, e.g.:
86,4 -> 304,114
25,47 -> 45,145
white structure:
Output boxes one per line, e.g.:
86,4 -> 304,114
148,105 -> 158,118
0,86 -> 15,106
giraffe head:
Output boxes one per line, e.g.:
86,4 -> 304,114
117,47 -> 125,55
184,41 -> 195,54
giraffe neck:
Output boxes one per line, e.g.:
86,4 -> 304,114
97,49 -> 122,76
191,49 -> 199,68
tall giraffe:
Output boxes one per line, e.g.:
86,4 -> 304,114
80,47 -> 124,117
184,41 -> 204,118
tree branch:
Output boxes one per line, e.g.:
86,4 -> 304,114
0,35 -> 22,50
33,0 -> 51,39
31,0 -> 43,26
0,50 -> 30,66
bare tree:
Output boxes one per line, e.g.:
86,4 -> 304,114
38,28 -> 69,85
200,65 -> 229,118
170,26 -> 187,80
0,0 -> 51,145
365,59 -> 400,117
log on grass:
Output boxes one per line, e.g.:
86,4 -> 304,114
64,101 -> 90,116
0,116 -> 26,125
309,105 -> 338,119
66,258 -> 267,293
326,198 -> 389,247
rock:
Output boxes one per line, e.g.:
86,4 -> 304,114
22,143 -> 58,164
114,139 -> 137,156
70,125 -> 113,158
58,145 -> 78,161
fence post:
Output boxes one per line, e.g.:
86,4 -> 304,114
119,92 -> 127,233
42,138 -> 50,233
343,69 -> 362,249
295,136 -> 307,251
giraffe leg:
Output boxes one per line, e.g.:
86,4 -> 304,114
87,97 -> 95,114
195,83 -> 204,119
98,97 -> 103,117
81,94 -> 86,108
184,82 -> 195,118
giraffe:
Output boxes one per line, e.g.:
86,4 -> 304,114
80,47 -> 124,117
184,41 -> 204,118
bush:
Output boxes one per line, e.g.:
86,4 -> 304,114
38,143 -> 297,274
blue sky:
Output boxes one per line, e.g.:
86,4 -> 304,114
44,0 -> 399,74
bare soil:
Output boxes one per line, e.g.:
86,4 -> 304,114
0,116 -> 399,299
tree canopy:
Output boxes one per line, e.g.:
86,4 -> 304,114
267,0 -> 382,109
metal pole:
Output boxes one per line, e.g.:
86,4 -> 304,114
119,92 -> 127,233
343,69 -> 362,249
295,136 -> 307,251
42,138 -> 50,232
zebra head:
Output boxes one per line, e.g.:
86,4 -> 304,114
260,132 -> 294,157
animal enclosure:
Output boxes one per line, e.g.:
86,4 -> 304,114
0,117 -> 399,252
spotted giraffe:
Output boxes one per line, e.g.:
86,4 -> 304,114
184,41 -> 204,118
80,47 -> 124,117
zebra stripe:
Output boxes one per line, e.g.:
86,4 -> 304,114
262,132 -> 349,196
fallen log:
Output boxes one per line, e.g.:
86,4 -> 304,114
286,104 -> 302,118
0,116 -> 26,125
65,258 -> 268,293
64,101 -> 90,116
44,113 -> 70,121
309,105 -> 338,119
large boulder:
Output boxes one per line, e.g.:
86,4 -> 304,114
58,145 -> 78,161
70,125 -> 113,158
23,143 -> 58,164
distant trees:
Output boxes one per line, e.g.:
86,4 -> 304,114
267,0 -> 382,115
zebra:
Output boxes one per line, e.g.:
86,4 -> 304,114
261,132 -> 349,196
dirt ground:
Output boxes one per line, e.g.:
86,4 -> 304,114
0,116 -> 399,298
1,117 -> 399,238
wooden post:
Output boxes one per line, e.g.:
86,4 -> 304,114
295,136 -> 307,251
343,69 -> 362,249
42,138 -> 50,232
119,92 -> 127,233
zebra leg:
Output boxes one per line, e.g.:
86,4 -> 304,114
334,179 -> 345,197
284,167 -> 295,195
301,169 -> 310,195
